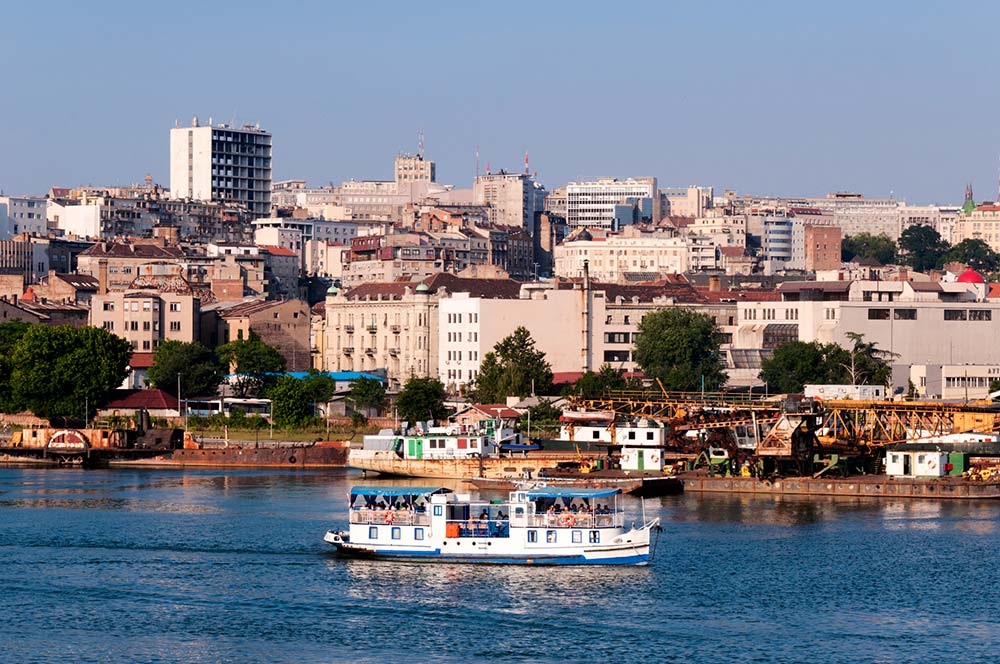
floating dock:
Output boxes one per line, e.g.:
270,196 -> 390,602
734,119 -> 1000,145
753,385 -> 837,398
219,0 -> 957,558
678,473 -> 1000,499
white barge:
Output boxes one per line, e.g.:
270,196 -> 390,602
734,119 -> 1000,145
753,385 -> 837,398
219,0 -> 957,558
324,485 -> 661,565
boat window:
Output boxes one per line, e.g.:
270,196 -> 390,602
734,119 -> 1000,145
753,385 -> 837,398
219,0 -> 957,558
514,507 -> 524,517
592,431 -> 600,439
546,530 -> 556,543
628,431 -> 635,440
369,526 -> 378,539
433,505 -> 443,517
528,530 -> 538,543
647,432 -> 654,440
589,530 -> 600,543
572,530 -> 582,544
391,527 -> 401,540
415,528 -> 424,541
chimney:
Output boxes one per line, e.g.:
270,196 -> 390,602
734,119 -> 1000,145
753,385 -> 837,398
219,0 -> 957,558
98,259 -> 109,295
709,276 -> 722,292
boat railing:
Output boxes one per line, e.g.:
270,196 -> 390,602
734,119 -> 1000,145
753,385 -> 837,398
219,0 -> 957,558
350,508 -> 431,526
446,518 -> 510,538
525,512 -> 622,529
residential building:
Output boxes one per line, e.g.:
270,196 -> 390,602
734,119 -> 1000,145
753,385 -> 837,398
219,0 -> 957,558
804,225 -> 842,271
554,226 -> 690,282
474,172 -> 541,232
805,192 -> 901,239
909,364 -> 1000,400
77,241 -> 186,290
0,196 -> 48,239
662,186 -> 712,218
951,204 -> 1000,253
169,116 -> 272,216
565,178 -> 659,229
201,298 -> 311,372
28,271 -> 99,305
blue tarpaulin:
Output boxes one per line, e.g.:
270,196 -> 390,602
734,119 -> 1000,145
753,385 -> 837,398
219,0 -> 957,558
350,486 -> 451,497
523,488 -> 621,499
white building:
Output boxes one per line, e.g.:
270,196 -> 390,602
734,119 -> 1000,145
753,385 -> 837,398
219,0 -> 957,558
0,196 -> 48,239
394,153 -> 436,183
662,186 -> 712,218
565,177 -> 659,229
554,226 -> 690,281
169,116 -> 272,217
806,192 -> 901,240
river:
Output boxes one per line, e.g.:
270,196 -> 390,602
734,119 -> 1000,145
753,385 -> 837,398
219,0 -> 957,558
1,467 -> 998,663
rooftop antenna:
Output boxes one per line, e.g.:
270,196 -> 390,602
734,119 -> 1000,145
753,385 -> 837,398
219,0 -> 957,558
524,150 -> 530,176
475,145 -> 480,179
418,129 -> 425,158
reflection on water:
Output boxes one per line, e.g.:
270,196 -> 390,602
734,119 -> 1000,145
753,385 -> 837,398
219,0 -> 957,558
1,467 -> 1000,664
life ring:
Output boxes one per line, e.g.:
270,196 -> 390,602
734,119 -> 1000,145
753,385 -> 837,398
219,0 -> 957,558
649,453 -> 659,464
622,453 -> 632,464
383,511 -> 395,524
561,514 -> 576,528
927,459 -> 937,470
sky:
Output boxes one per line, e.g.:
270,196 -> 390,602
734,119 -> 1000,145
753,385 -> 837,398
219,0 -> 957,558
3,0 -> 1000,205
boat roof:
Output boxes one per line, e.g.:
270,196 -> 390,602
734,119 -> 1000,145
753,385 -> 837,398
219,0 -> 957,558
350,486 -> 452,497
523,487 -> 622,499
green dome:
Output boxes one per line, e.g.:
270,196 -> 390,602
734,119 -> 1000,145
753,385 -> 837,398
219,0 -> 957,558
415,283 -> 429,293
326,284 -> 339,295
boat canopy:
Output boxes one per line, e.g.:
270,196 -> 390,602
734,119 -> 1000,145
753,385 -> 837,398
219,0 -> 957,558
523,487 -> 621,499
350,486 -> 451,497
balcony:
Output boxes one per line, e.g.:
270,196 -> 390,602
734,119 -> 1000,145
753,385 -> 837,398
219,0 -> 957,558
343,347 -> 354,355
344,325 -> 355,333
388,347 -> 399,357
366,325 -> 378,333
390,324 -> 401,334
364,347 -> 376,356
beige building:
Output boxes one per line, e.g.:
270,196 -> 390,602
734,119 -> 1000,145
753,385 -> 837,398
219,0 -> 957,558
322,273 -> 523,389
473,172 -> 541,232
662,186 -> 712,218
554,226 -> 691,281
89,272 -> 204,352
77,242 -> 185,290
951,205 -> 1000,253
394,153 -> 435,183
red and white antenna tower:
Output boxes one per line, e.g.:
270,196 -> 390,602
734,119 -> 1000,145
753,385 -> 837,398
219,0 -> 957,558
418,129 -> 425,158
524,150 -> 530,176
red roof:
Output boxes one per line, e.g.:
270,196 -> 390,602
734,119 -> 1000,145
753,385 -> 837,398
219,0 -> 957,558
259,245 -> 298,257
103,388 -> 178,410
988,283 -> 1000,300
129,353 -> 155,369
956,268 -> 986,284
552,372 -> 585,385
471,404 -> 522,419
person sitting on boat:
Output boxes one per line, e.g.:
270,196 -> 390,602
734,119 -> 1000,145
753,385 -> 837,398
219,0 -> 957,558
546,505 -> 556,525
496,510 -> 507,520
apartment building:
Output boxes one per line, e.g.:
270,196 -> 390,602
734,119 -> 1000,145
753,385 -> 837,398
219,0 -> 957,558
394,153 -> 435,183
662,186 -> 712,218
554,226 -> 690,281
202,298 -> 311,372
77,242 -> 185,290
0,196 -> 48,239
473,172 -> 542,232
169,116 -> 272,216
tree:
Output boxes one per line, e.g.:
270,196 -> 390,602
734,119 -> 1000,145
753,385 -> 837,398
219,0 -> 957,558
942,239 -> 1000,272
841,233 -> 898,265
567,364 -> 630,399
146,340 -> 224,397
633,309 -> 726,392
396,377 -> 448,425
760,334 -> 893,393
349,377 -> 387,416
10,325 -> 131,419
267,376 -> 314,428
0,321 -> 32,413
899,225 -> 949,272
216,332 -> 286,397
469,326 -> 553,403
527,400 -> 563,426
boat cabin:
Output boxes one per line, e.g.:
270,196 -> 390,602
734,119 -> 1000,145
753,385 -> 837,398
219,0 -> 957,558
885,451 -> 949,477
359,418 -> 520,460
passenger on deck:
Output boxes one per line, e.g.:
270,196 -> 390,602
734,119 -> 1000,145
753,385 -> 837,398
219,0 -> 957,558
496,510 -> 507,520
479,509 -> 489,520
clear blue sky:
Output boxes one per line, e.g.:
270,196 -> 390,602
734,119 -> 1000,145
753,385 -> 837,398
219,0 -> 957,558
3,0 -> 999,204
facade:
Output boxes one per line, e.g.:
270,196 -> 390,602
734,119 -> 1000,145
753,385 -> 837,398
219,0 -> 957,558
951,205 -> 1000,253
169,117 -> 272,216
89,275 -> 203,352
201,298 -> 312,372
662,186 -> 712,218
565,178 -> 659,229
554,226 -> 690,282
806,192 -> 901,239
473,172 -> 540,232
909,364 -> 1000,400
394,153 -> 435,183
77,242 -> 186,291
804,225 -> 842,271
0,196 -> 48,239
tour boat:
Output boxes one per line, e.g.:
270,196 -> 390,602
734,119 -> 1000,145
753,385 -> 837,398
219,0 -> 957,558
324,485 -> 662,565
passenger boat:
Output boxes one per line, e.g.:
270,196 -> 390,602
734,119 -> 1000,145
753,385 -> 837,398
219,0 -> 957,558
324,485 -> 662,565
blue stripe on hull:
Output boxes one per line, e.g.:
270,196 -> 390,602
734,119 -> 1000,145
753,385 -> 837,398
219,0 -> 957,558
334,545 -> 648,565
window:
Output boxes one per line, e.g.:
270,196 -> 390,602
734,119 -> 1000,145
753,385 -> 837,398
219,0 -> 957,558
169,302 -> 181,312
143,321 -> 151,331
894,309 -> 916,320
546,530 -> 557,543
433,505 -> 443,517
604,332 -> 630,344
867,309 -> 890,320
572,530 -> 582,544
415,528 -> 424,541
103,302 -> 115,311
970,310 -> 992,321
170,321 -> 181,332
528,530 -> 538,543
102,321 -> 114,331
592,431 -> 600,440
589,530 -> 600,543
944,310 -> 967,321
391,527 -> 401,540
142,341 -> 150,350
369,526 -> 378,539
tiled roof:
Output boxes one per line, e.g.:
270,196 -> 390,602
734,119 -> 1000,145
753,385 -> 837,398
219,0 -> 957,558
343,272 -> 523,301
697,288 -> 782,302
104,388 -> 178,410
259,245 -> 298,257
128,352 -> 156,369
471,404 -> 522,419
52,273 -> 99,290
778,281 -> 852,293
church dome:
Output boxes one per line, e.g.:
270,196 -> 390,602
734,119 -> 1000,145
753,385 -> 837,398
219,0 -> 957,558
956,268 -> 986,284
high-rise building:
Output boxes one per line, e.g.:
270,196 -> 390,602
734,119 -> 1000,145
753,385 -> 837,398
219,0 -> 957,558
394,153 -> 436,183
169,116 -> 272,217
473,171 -> 541,232
565,177 -> 659,229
